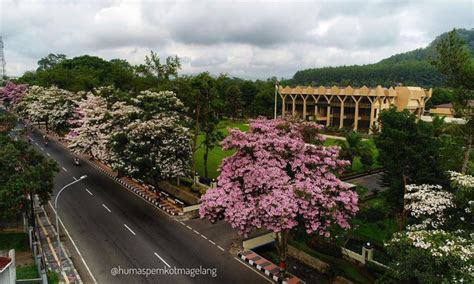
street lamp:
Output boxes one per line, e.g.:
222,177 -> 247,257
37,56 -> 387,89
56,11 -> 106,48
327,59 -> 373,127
54,175 -> 87,274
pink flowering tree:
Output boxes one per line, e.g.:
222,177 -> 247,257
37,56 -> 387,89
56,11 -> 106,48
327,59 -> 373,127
0,81 -> 28,107
199,118 -> 358,273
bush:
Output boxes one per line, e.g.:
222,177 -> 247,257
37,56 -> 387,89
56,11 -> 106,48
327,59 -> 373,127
308,237 -> 342,258
358,207 -> 386,222
366,260 -> 387,277
191,184 -> 207,195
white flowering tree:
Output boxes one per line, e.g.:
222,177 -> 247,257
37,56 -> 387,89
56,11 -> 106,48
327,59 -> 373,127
383,172 -> 474,283
15,86 -> 75,134
67,88 -> 140,162
109,91 -> 191,181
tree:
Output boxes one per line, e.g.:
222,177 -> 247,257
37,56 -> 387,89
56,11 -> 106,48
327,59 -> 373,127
15,85 -> 75,134
37,53 -> 67,71
0,129 -> 58,225
374,108 -> 445,229
338,131 -> 374,171
382,176 -> 474,283
135,51 -> 181,81
108,90 -> 191,181
224,85 -> 244,118
200,118 -> 358,274
431,29 -> 474,173
0,81 -> 28,108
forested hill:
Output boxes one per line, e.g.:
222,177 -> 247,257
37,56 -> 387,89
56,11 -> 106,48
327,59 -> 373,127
290,28 -> 474,88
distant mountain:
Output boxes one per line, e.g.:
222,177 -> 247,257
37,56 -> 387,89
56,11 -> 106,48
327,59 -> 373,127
290,28 -> 474,88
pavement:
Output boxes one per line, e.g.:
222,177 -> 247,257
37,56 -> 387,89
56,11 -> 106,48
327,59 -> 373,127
345,172 -> 386,193
15,119 -> 271,283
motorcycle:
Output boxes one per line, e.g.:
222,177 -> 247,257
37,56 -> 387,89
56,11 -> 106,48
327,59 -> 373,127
74,158 -> 80,166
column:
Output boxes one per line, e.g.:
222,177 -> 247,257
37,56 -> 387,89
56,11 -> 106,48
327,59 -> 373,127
291,95 -> 296,116
369,99 -> 375,131
302,95 -> 307,120
281,95 -> 286,117
338,96 -> 346,129
352,96 -> 360,131
326,105 -> 331,127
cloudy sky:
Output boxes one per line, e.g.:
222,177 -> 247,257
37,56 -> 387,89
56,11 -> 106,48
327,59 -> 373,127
1,0 -> 473,79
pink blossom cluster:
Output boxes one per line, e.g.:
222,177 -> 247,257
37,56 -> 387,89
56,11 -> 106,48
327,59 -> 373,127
199,118 -> 358,237
0,81 -> 28,106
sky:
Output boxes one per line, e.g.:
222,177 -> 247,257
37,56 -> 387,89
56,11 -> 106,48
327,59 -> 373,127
1,0 -> 473,79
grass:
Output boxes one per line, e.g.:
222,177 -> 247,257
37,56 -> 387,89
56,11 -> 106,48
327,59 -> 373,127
16,265 -> 39,279
0,232 -> 29,252
290,239 -> 374,284
350,218 -> 396,248
194,119 -> 248,179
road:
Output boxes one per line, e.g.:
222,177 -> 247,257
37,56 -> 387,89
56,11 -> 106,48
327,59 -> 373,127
21,124 -> 269,283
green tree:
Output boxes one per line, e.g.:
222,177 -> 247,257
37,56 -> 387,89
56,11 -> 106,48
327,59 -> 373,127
374,108 -> 445,229
224,84 -> 244,119
431,28 -> 474,173
338,132 -> 374,171
37,53 -> 67,71
0,126 -> 58,225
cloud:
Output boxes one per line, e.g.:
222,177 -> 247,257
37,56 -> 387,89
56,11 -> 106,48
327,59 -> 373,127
0,0 -> 472,79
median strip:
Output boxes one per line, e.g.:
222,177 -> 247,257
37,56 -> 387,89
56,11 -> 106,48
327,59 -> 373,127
124,224 -> 136,236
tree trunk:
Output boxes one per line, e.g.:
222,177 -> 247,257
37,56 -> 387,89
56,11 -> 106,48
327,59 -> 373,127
204,141 -> 209,179
396,173 -> 408,231
191,105 -> 200,173
461,134 -> 472,174
29,191 -> 36,228
275,230 -> 289,276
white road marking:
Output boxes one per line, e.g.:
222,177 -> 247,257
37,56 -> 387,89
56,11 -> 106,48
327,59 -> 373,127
47,153 -> 51,156
217,245 -> 225,251
124,224 -> 136,236
48,201 -> 98,283
62,167 -> 68,172
179,221 -> 185,226
73,177 -> 78,181
40,147 -> 44,151
186,225 -> 193,230
35,142 -> 38,146
209,240 -> 216,245
102,204 -> 111,213
234,257 -> 272,283
154,252 -> 171,268
85,188 -> 93,196
193,230 -> 200,235
201,234 -> 208,240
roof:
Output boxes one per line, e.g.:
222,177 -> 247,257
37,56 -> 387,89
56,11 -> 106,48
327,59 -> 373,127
0,256 -> 11,272
434,100 -> 474,109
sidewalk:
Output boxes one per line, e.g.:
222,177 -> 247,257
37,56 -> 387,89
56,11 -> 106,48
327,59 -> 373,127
35,199 -> 81,283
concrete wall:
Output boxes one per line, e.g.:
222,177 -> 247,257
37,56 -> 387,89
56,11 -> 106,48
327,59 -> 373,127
242,232 -> 275,250
288,245 -> 330,274
0,249 -> 15,284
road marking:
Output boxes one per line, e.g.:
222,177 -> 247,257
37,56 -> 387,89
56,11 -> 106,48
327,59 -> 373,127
124,224 -> 136,236
48,201 -> 98,283
85,188 -> 93,196
201,234 -> 208,240
209,240 -> 216,245
217,245 -> 225,251
234,257 -> 273,283
35,142 -> 38,145
73,177 -> 78,181
102,204 -> 111,213
47,153 -> 51,156
193,229 -> 200,235
62,167 -> 68,172
186,225 -> 193,230
154,252 -> 171,268
40,147 -> 44,151
179,221 -> 185,226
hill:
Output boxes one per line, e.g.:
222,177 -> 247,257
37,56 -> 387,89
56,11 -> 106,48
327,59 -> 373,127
290,29 -> 474,88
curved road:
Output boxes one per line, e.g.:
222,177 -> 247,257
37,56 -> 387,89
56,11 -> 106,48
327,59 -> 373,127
23,125 -> 268,283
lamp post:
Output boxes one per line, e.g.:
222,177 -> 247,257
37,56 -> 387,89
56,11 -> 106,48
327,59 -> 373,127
274,80 -> 279,119
54,175 -> 87,273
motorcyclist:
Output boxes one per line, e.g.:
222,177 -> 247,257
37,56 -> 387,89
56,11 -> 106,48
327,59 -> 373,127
74,157 -> 80,166
43,135 -> 48,146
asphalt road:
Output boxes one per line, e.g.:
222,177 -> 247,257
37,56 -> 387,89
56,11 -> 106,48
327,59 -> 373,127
20,124 -> 269,283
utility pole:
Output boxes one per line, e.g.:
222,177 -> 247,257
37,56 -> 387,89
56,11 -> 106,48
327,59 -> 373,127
0,36 -> 6,80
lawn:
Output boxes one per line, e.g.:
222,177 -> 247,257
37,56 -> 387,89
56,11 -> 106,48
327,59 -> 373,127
0,232 -> 29,252
194,119 -> 248,179
16,265 -> 39,279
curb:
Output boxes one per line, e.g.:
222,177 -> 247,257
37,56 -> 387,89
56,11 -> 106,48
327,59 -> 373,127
86,160 -> 184,216
238,251 -> 305,284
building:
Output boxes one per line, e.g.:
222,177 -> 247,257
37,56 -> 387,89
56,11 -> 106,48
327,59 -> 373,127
278,85 -> 432,132
429,100 -> 474,118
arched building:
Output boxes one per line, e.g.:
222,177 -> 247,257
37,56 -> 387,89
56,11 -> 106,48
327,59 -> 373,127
278,85 -> 432,132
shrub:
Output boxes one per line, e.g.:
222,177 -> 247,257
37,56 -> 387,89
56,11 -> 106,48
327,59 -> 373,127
308,237 -> 342,258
